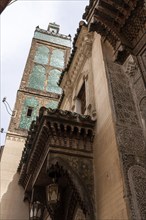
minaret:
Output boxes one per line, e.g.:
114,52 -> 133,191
0,23 -> 71,220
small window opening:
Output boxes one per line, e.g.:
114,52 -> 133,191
77,83 -> 86,114
27,107 -> 33,117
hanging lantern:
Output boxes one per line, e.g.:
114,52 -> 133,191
47,179 -> 60,204
30,201 -> 44,220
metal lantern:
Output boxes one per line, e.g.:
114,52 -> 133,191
30,201 -> 44,220
47,180 -> 59,204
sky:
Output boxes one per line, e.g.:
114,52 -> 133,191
0,0 -> 89,145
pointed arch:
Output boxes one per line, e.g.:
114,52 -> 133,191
47,157 -> 95,220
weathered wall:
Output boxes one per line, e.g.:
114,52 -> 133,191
91,33 -> 128,219
0,136 -> 29,219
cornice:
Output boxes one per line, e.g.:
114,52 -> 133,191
35,26 -> 71,41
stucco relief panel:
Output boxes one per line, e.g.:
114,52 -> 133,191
108,63 -> 139,126
106,61 -> 146,220
65,156 -> 94,198
128,165 -> 146,220
140,97 -> 146,119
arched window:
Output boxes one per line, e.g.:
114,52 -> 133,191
34,45 -> 49,65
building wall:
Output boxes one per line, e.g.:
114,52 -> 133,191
0,136 -> 29,219
92,33 -> 128,219
60,30 -> 129,219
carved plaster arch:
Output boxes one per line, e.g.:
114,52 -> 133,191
47,156 -> 95,220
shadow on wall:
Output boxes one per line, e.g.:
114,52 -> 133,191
0,173 -> 29,220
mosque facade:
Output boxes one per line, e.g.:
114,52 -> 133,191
1,1 -> 146,220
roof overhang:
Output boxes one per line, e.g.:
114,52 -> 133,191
18,107 -> 95,191
83,0 -> 146,64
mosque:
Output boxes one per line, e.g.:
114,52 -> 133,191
1,1 -> 146,220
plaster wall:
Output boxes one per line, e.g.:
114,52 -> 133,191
0,137 -> 29,219
92,33 -> 128,219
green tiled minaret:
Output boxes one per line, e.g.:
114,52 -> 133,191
9,23 -> 71,132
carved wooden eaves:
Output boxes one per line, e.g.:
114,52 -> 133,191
83,0 -> 146,64
17,107 -> 95,190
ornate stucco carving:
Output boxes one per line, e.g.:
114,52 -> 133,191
107,61 -> 140,127
128,165 -> 146,220
125,56 -> 140,78
83,0 -> 146,68
140,96 -> 146,116
140,97 -> 146,129
106,61 -> 146,220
